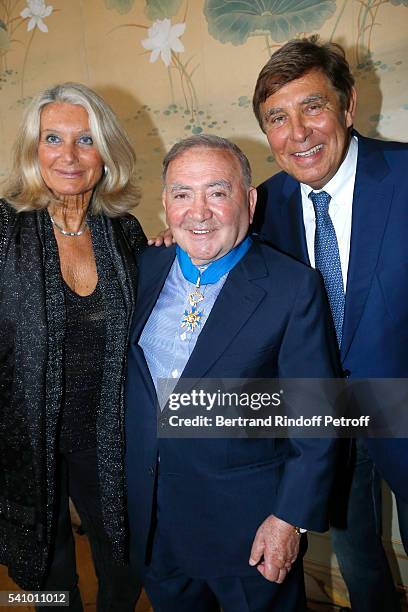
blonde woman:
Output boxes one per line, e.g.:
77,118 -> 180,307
0,83 -> 146,611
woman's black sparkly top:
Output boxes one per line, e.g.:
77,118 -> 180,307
59,280 -> 107,453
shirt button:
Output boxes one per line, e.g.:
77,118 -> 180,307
148,466 -> 155,476
343,369 -> 351,378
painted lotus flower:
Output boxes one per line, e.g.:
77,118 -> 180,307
141,18 -> 185,67
204,0 -> 336,45
20,0 -> 53,33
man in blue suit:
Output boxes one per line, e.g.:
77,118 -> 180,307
125,134 -> 340,611
252,36 -> 408,611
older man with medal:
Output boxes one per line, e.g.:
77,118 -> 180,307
125,134 -> 340,612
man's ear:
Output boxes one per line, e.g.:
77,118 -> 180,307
248,187 -> 257,225
162,189 -> 167,213
345,86 -> 357,128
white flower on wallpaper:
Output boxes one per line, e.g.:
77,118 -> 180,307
141,18 -> 185,66
20,0 -> 53,33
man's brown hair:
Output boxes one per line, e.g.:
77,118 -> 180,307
253,35 -> 355,132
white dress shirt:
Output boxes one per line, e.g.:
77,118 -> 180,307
300,135 -> 358,291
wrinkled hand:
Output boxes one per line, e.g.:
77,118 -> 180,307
147,227 -> 174,247
249,514 -> 301,583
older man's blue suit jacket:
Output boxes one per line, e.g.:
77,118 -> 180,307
125,241 -> 340,576
254,132 -> 408,502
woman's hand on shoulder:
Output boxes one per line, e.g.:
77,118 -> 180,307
147,227 -> 174,247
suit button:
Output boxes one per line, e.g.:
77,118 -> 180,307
148,466 -> 155,476
343,369 -> 351,378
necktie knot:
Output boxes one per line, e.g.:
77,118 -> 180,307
310,190 -> 331,218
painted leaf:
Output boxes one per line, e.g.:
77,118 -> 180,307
104,0 -> 135,14
145,0 -> 183,20
204,0 -> 337,45
0,20 -> 10,50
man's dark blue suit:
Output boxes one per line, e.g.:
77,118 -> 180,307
254,132 -> 408,502
125,240 -> 339,609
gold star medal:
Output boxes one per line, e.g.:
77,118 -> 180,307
181,306 -> 203,332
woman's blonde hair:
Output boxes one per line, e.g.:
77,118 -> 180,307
2,82 -> 139,216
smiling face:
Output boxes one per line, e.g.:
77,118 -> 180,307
163,147 -> 257,265
38,102 -> 104,200
261,69 -> 356,189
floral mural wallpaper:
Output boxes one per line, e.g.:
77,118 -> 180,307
1,0 -> 408,236
0,1 -> 407,602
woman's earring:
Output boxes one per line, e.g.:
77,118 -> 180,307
104,164 -> 108,175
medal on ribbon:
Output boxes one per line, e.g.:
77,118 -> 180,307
181,275 -> 204,332
177,237 -> 252,333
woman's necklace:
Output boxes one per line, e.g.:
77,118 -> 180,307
49,213 -> 88,237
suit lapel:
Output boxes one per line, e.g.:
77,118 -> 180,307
341,135 -> 392,360
128,246 -> 177,406
279,175 -> 310,265
181,242 -> 267,380
130,245 -> 176,343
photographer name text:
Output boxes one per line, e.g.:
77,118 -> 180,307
166,415 -> 370,428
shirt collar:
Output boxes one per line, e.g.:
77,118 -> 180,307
300,134 -> 358,206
